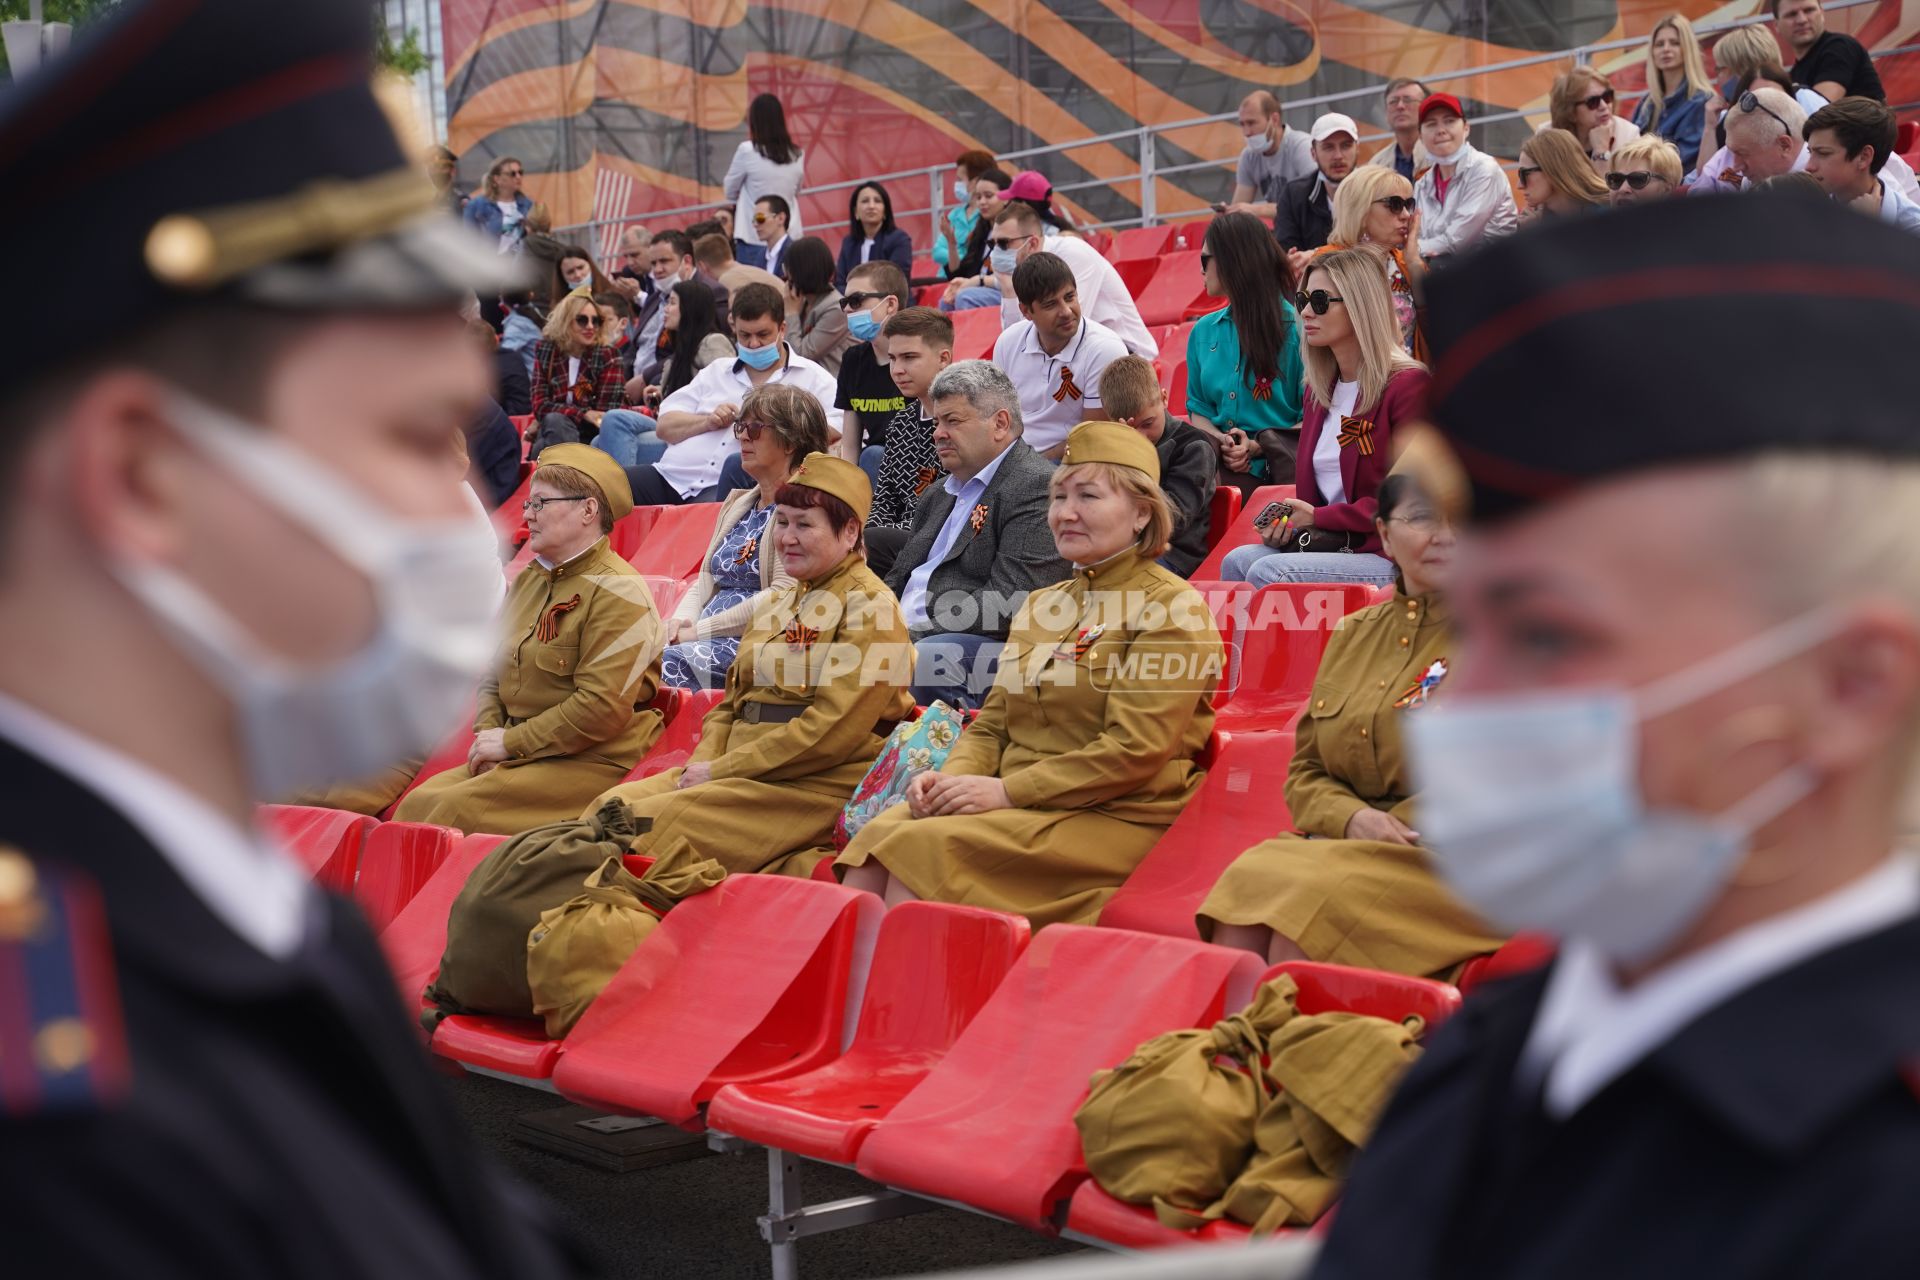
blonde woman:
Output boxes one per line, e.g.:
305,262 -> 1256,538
1606,136 -> 1685,206
1323,167 -> 1425,360
1546,64 -> 1641,176
529,288 -> 626,456
1516,129 -> 1610,220
462,154 -> 534,252
1220,247 -> 1430,588
1699,25 -> 1836,185
1632,14 -> 1713,169
838,420 -> 1221,927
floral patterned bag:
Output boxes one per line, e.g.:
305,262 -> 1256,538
833,700 -> 969,850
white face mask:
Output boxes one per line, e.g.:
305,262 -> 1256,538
1406,609 -> 1842,967
112,393 -> 505,800
1424,131 -> 1464,162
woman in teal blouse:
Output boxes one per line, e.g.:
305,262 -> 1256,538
1183,212 -> 1306,500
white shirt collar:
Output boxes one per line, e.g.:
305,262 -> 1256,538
1522,855 -> 1920,1118
0,689 -> 311,959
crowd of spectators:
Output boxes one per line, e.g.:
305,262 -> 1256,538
430,0 -> 1915,958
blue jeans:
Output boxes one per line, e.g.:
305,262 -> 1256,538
595,409 -> 667,468
1219,543 -> 1398,587
858,444 -> 885,487
734,239 -> 768,269
941,286 -> 1002,312
715,454 -> 753,497
911,633 -> 1003,710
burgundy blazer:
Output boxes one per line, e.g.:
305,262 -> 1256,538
1292,367 -> 1431,554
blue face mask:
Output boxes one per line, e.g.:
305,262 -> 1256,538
737,340 -> 782,371
953,178 -> 971,202
989,246 -> 1019,277
847,309 -> 882,342
1406,609 -> 1841,966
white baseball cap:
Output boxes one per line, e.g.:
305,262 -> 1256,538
1310,112 -> 1359,143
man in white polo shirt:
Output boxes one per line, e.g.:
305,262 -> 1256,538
990,201 -> 1156,358
628,281 -> 842,505
990,252 -> 1128,460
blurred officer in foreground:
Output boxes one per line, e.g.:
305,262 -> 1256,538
0,2 -> 588,1276
1314,196 -> 1920,1277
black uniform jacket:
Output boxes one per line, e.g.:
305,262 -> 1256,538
1314,901 -> 1920,1280
0,735 -> 590,1279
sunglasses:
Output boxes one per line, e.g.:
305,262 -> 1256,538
732,420 -> 777,441
1372,195 -> 1416,214
573,314 -> 601,328
1606,170 -> 1665,191
1580,89 -> 1615,112
752,211 -> 769,224
1738,89 -> 1792,137
839,291 -> 883,311
1516,164 -> 1542,183
1199,251 -> 1212,271
989,235 -> 1034,251
499,168 -> 523,178
1295,289 -> 1344,315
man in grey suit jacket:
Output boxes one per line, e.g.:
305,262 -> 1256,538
883,361 -> 1068,707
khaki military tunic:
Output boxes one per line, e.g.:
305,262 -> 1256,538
1199,591 -> 1503,979
837,550 -> 1221,927
397,537 -> 663,834
589,552 -> 916,877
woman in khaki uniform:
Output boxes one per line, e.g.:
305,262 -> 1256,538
397,444 -> 664,833
1199,472 -> 1503,978
589,454 -> 916,877
838,421 -> 1222,927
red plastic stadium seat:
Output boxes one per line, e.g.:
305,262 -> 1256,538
1182,294 -> 1229,321
432,1013 -> 564,1078
1169,217 -> 1212,253
627,502 -> 721,582
950,306 -> 1005,359
915,283 -> 947,308
1194,484 -> 1297,579
1187,579 -> 1253,705
1162,319 -> 1199,359
554,876 -> 882,1127
1167,361 -> 1190,416
621,688 -> 724,781
377,831 -> 509,1002
1217,582 -> 1377,728
1898,121 -> 1919,158
1134,251 -> 1208,327
260,805 -> 377,893
1206,487 -> 1242,552
353,821 -> 458,934
706,902 -> 1031,1164
1106,224 -> 1176,263
1064,960 -> 1459,1249
1099,727 -> 1294,938
1456,933 -> 1557,995
605,507 -> 657,562
1112,257 -> 1157,302
853,925 -> 1264,1229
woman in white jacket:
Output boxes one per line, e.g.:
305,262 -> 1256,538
1413,92 -> 1519,263
724,94 -> 806,270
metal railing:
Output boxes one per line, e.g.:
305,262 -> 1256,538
556,0 -> 1904,248
904,1238 -> 1319,1280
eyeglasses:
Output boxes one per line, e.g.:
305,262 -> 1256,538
522,495 -> 588,513
1385,94 -> 1425,109
732,420 -> 777,441
839,291 -> 882,311
752,212 -> 768,224
499,168 -> 523,178
1738,90 -> 1791,137
1606,170 -> 1666,191
573,314 -> 601,328
1580,88 -> 1615,112
1295,289 -> 1344,315
1372,195 -> 1416,214
1388,512 -> 1448,534
989,235 -> 1033,251
1516,164 -> 1542,183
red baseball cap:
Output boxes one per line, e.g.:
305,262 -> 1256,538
1418,92 -> 1465,123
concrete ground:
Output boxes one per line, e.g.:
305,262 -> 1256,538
448,1072 -> 1084,1278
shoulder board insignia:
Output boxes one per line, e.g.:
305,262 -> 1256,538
0,847 -> 130,1116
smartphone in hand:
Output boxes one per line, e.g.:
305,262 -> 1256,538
1251,500 -> 1287,531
